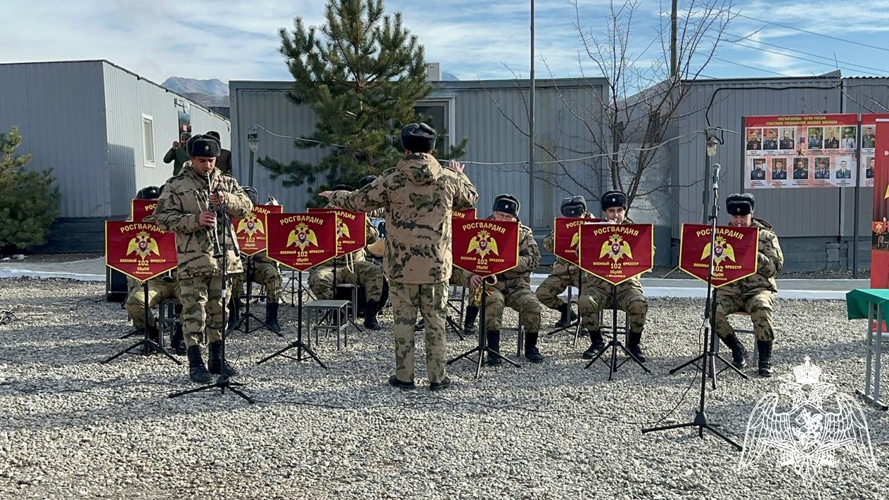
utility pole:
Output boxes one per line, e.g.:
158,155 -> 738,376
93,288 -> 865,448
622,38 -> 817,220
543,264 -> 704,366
529,0 -> 536,227
671,0 -> 678,78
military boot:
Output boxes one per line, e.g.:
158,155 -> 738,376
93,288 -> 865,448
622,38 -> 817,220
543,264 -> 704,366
364,300 -> 381,330
464,305 -> 479,336
756,340 -> 773,377
147,323 -> 161,342
721,333 -> 749,369
554,303 -> 578,328
170,323 -> 186,356
207,341 -> 239,377
186,346 -> 214,384
582,329 -> 605,359
265,302 -> 281,333
486,330 -> 502,366
627,331 -> 647,362
524,331 -> 545,363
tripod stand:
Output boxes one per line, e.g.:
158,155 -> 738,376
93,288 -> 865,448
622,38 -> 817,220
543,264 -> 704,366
546,266 -> 583,346
169,181 -> 254,404
103,280 -> 181,365
447,279 -> 520,379
584,284 -> 650,379
642,164 -> 742,450
229,257 -> 283,337
257,270 -> 327,368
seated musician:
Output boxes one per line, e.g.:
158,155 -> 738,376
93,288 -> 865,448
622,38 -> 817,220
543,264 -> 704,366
125,185 -> 185,355
576,191 -> 649,361
536,196 -> 592,328
228,186 -> 285,333
464,194 -> 545,364
309,183 -> 386,330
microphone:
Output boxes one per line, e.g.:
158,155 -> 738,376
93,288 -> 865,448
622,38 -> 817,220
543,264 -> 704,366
712,163 -> 721,187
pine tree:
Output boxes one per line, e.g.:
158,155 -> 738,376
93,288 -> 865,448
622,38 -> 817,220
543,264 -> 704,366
261,0 -> 462,204
0,126 -> 60,251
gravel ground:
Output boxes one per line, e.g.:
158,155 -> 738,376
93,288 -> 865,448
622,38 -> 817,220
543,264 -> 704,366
1,277 -> 887,499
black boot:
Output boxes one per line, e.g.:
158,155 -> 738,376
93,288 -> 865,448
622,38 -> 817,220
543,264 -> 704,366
464,306 -> 479,336
364,300 -> 381,330
146,323 -> 160,342
207,341 -> 239,377
486,330 -> 502,366
170,323 -> 186,355
524,331 -> 545,363
555,303 -> 571,327
186,345 -> 213,384
265,302 -> 281,333
582,329 -> 605,359
227,298 -> 241,331
756,340 -> 773,377
627,331 -> 647,362
721,333 -> 749,369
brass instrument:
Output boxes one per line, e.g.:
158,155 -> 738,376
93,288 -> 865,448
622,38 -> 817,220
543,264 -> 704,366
470,275 -> 498,306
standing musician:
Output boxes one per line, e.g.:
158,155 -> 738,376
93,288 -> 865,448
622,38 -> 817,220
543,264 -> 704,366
536,196 -> 592,328
150,134 -> 253,384
309,183 -> 386,330
576,191 -> 649,361
465,194 -> 545,364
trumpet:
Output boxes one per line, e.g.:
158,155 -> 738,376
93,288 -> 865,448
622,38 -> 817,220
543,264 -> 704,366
470,275 -> 498,306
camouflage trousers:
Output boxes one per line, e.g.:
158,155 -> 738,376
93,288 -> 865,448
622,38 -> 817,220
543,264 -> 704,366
535,270 -> 581,310
230,261 -> 283,303
578,286 -> 647,334
125,279 -> 179,328
485,281 -> 542,333
309,261 -> 385,302
715,290 -> 776,341
390,281 -> 448,384
178,274 -> 227,348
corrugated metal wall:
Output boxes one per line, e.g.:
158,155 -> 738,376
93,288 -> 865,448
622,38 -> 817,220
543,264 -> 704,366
0,61 -> 108,218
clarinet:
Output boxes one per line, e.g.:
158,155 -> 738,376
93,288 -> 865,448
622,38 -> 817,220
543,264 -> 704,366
204,173 -> 223,258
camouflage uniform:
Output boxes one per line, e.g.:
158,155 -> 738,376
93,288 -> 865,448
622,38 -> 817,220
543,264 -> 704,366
536,224 -> 588,325
714,219 -> 783,342
479,224 -> 543,334
125,273 -> 180,329
231,251 -> 283,303
308,215 -> 384,303
150,164 -> 252,349
329,152 -> 478,386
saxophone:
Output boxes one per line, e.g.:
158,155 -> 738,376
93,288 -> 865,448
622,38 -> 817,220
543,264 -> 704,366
470,275 -> 498,306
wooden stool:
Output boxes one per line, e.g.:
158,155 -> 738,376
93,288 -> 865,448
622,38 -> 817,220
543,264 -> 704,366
305,299 -> 350,350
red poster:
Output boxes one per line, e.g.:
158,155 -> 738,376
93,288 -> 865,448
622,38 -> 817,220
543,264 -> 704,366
131,199 -> 158,222
678,224 -> 759,287
578,223 -> 654,285
266,212 -> 337,271
743,114 -> 859,189
871,120 -> 889,289
452,219 -> 520,277
232,204 -> 284,256
453,208 -> 477,220
105,221 -> 177,282
553,216 -> 600,266
307,208 -> 367,257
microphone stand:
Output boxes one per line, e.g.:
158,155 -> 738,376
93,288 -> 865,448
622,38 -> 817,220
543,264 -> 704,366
103,279 -> 181,365
642,163 -> 743,450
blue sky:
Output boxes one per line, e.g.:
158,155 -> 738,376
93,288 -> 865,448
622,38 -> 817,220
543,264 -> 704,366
3,0 -> 889,87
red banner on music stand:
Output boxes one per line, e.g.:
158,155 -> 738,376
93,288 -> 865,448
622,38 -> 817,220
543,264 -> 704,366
232,204 -> 284,256
553,216 -> 600,265
131,199 -> 158,222
578,223 -> 654,285
307,208 -> 367,257
266,212 -> 338,271
452,219 -> 520,277
453,208 -> 477,220
105,221 -> 177,282
678,224 -> 759,287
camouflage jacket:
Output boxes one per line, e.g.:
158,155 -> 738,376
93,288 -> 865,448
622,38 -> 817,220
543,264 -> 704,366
329,153 -> 478,284
719,219 -> 783,295
543,212 -> 594,277
467,223 -> 540,286
315,204 -> 380,269
149,164 -> 253,280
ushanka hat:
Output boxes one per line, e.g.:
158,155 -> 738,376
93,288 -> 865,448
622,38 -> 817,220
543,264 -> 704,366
186,134 -> 221,157
493,194 -> 520,217
726,193 -> 755,216
600,190 -> 627,211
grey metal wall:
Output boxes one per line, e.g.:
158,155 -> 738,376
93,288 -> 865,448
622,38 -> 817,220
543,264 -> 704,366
0,61 -> 108,218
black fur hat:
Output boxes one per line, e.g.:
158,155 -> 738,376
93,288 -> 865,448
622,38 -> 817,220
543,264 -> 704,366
187,134 -> 221,157
359,175 -> 377,188
560,196 -> 587,217
493,194 -> 520,217
600,190 -> 628,211
332,183 -> 355,192
136,186 -> 161,200
401,123 -> 437,153
726,193 -> 755,216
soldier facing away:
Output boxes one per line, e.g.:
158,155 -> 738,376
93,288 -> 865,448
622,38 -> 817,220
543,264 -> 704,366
320,123 -> 478,391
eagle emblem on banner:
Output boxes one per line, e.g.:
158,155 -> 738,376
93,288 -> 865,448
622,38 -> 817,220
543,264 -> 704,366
336,219 -> 351,239
468,230 -> 499,259
702,236 -> 736,264
287,223 -> 319,251
126,231 -> 160,262
600,234 -> 632,262
570,231 -> 580,252
236,212 -> 265,237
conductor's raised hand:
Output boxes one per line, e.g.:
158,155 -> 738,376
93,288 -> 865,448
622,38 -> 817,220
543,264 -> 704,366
449,159 -> 465,174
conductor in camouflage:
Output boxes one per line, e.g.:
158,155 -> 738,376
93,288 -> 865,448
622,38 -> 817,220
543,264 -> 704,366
321,123 -> 478,391
715,193 -> 784,377
150,134 -> 253,384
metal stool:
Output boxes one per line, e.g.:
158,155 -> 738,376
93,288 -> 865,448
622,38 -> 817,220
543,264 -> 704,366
157,298 -> 181,347
336,283 -> 360,322
729,311 -> 759,364
305,299 -> 350,350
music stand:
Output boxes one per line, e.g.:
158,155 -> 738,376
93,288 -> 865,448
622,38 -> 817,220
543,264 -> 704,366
546,266 -> 583,345
583,283 -> 650,378
103,280 -> 181,365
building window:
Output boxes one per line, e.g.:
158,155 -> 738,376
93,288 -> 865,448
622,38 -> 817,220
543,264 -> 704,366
142,114 -> 155,167
415,100 -> 452,155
